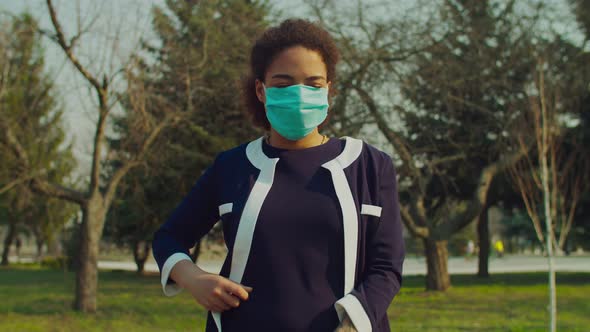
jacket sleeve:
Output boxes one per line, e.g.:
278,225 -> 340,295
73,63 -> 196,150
334,153 -> 406,331
151,154 -> 221,296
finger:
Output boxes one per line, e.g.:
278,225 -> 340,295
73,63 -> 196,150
223,281 -> 250,301
209,290 -> 231,311
243,285 -> 253,292
209,296 -> 231,312
218,290 -> 241,308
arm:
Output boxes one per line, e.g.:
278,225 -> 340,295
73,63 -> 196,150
335,154 -> 406,331
151,154 -> 221,296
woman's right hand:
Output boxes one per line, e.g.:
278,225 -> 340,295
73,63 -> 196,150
170,259 -> 253,312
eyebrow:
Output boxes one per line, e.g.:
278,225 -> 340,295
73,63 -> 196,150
270,74 -> 326,81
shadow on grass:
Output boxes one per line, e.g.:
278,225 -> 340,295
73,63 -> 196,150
11,298 -> 73,316
402,271 -> 589,289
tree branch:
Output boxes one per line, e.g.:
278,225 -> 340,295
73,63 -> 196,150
1,121 -> 30,170
102,115 -> 177,209
0,121 -> 86,205
427,153 -> 467,169
434,148 -> 529,239
30,178 -> 87,205
46,0 -> 103,93
0,176 -> 31,195
46,0 -> 111,195
353,85 -> 421,181
400,204 -> 429,238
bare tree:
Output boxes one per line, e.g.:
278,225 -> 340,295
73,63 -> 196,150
508,58 -> 590,332
307,0 -> 532,290
509,82 -> 589,254
1,1 -> 179,312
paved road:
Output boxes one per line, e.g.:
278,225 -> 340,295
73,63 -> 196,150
97,254 -> 590,275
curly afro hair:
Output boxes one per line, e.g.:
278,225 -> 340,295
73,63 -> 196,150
241,18 -> 340,131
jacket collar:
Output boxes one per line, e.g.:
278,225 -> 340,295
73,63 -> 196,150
246,135 -> 363,170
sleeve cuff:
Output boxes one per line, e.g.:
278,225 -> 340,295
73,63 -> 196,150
334,293 -> 372,332
161,252 -> 193,296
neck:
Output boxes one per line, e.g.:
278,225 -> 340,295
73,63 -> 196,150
267,128 -> 325,150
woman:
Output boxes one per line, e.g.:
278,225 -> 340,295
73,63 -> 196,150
152,19 -> 405,332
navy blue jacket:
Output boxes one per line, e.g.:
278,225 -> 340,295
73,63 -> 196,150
152,135 -> 405,332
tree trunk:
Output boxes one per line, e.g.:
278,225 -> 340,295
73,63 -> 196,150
47,238 -> 61,256
74,199 -> 106,312
1,222 -> 16,266
133,241 -> 151,275
33,225 -> 45,262
424,238 -> 451,291
35,238 -> 44,262
539,76 -> 557,332
477,203 -> 490,277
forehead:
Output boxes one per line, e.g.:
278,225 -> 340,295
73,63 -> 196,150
265,46 -> 327,79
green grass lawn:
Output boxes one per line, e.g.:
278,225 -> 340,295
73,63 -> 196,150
0,265 -> 588,331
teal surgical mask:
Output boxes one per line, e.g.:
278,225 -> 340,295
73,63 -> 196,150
263,83 -> 329,141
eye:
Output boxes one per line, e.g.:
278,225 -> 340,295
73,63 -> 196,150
271,83 -> 292,88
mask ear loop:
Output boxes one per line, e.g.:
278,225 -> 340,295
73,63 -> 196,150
261,82 -> 269,107
260,82 -> 271,143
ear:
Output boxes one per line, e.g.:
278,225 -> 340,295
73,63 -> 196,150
255,79 -> 266,104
